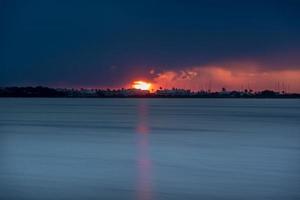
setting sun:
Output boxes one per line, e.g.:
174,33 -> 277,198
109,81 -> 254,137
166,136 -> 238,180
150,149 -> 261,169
132,81 -> 152,91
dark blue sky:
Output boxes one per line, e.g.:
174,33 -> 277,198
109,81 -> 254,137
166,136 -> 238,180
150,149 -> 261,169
1,0 -> 300,87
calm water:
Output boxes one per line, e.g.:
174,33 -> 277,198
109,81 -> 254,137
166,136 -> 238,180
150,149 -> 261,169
0,98 -> 300,200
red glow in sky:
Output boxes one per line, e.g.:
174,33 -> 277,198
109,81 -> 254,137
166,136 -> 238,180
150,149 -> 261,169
150,65 -> 300,92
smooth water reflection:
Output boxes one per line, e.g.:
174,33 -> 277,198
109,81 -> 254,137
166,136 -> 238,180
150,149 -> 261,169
0,98 -> 300,200
136,100 -> 153,200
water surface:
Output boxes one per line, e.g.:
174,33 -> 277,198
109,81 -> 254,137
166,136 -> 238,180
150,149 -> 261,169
0,98 -> 300,200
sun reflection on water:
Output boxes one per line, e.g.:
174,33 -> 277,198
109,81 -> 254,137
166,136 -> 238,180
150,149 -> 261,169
136,100 -> 153,200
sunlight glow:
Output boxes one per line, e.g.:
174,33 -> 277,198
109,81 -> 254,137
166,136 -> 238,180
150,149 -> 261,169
132,81 -> 152,91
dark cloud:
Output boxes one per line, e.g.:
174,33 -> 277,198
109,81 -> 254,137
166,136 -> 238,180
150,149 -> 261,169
1,0 -> 300,87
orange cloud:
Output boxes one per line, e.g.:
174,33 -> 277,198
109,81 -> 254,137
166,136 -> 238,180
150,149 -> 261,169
152,64 -> 300,92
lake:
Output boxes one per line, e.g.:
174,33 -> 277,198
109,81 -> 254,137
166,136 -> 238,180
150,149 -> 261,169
0,98 -> 300,200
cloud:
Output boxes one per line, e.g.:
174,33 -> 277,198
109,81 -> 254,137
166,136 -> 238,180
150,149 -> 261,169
1,1 -> 300,88
152,62 -> 300,92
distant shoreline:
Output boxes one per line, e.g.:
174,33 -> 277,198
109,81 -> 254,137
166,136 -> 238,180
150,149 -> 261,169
1,86 -> 300,98
1,96 -> 300,99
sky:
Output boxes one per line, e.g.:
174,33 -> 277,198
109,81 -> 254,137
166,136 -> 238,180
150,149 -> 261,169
1,0 -> 300,92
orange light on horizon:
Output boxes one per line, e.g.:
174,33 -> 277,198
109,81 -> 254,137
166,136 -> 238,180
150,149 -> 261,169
132,81 -> 152,91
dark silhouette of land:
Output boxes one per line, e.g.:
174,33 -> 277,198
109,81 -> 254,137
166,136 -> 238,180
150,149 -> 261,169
1,86 -> 299,98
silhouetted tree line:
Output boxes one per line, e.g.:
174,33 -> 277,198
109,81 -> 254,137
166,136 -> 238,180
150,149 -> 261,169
0,87 -> 65,97
0,86 -> 299,98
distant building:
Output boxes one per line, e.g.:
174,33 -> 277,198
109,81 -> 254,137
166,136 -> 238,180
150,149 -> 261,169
119,88 -> 150,96
156,88 -> 191,96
